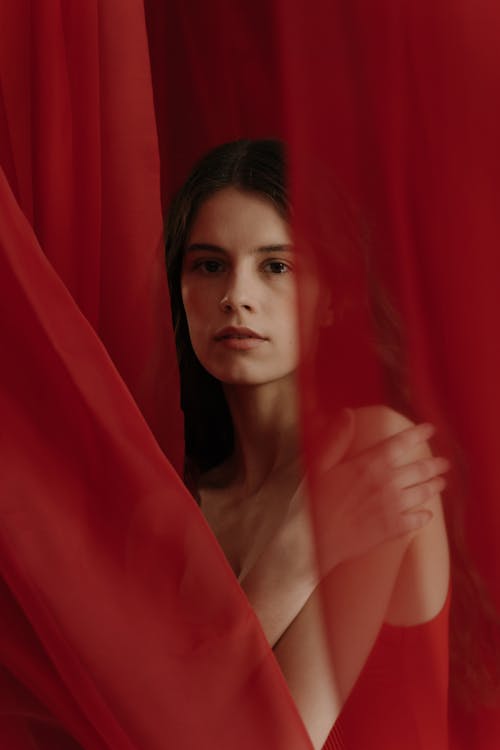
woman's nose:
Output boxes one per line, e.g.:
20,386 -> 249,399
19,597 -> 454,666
219,271 -> 255,313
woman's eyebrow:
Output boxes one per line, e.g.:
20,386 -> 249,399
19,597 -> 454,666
256,244 -> 293,254
185,242 -> 292,254
185,243 -> 226,254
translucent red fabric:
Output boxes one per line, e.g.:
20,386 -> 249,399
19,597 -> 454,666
0,3 -> 311,749
324,587 -> 451,749
1,1 -> 500,749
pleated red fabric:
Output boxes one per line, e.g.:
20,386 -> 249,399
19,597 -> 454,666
323,584 -> 451,749
2,1 -> 500,749
0,2 -> 312,749
272,3 -> 500,747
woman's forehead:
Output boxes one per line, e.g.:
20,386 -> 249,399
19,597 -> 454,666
188,187 -> 290,250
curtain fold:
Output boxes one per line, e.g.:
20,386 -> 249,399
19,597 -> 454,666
272,3 -> 500,746
2,0 -> 500,748
0,2 -> 312,748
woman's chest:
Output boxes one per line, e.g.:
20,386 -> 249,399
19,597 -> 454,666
198,487 -> 290,579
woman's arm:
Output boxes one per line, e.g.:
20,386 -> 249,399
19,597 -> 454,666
271,406 -> 450,749
239,409 -> 447,653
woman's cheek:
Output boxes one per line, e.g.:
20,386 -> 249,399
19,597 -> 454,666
182,284 -> 205,323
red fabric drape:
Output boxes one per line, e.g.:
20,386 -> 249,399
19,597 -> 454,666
273,4 -> 500,746
0,2 -> 312,749
0,0 -> 182,468
147,2 -> 500,745
2,0 -> 500,748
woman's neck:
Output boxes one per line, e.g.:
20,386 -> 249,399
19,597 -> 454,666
222,374 -> 301,495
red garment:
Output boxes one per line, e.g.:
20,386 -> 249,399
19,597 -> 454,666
324,585 -> 451,750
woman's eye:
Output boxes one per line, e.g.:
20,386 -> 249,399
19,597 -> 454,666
193,260 -> 224,274
264,260 -> 291,274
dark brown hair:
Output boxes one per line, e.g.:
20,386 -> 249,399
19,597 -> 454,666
164,139 -> 407,472
164,138 -> 500,711
164,140 -> 289,485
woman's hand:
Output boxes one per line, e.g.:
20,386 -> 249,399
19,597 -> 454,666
266,409 -> 450,588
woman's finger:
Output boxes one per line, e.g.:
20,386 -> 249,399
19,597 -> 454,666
352,422 -> 436,479
387,456 -> 451,490
393,476 -> 447,513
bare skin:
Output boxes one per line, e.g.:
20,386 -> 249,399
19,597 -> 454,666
270,406 -> 449,748
182,187 -> 450,749
198,406 -> 450,749
197,373 -> 303,579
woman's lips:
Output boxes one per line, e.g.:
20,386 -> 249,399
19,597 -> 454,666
214,326 -> 267,349
216,335 -> 266,351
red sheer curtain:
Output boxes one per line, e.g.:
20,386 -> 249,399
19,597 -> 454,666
0,2 -> 311,749
0,0 -> 182,466
2,0 -> 500,748
272,3 -> 500,747
147,2 -> 500,742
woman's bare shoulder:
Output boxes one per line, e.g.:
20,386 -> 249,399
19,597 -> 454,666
349,404 -> 450,626
346,404 -> 416,456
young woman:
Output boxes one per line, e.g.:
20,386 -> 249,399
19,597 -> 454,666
165,139 -> 451,749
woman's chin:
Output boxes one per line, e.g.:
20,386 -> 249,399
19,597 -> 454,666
214,372 -> 269,387
206,365 -> 297,388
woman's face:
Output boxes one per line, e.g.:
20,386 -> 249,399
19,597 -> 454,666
181,187 -> 299,386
